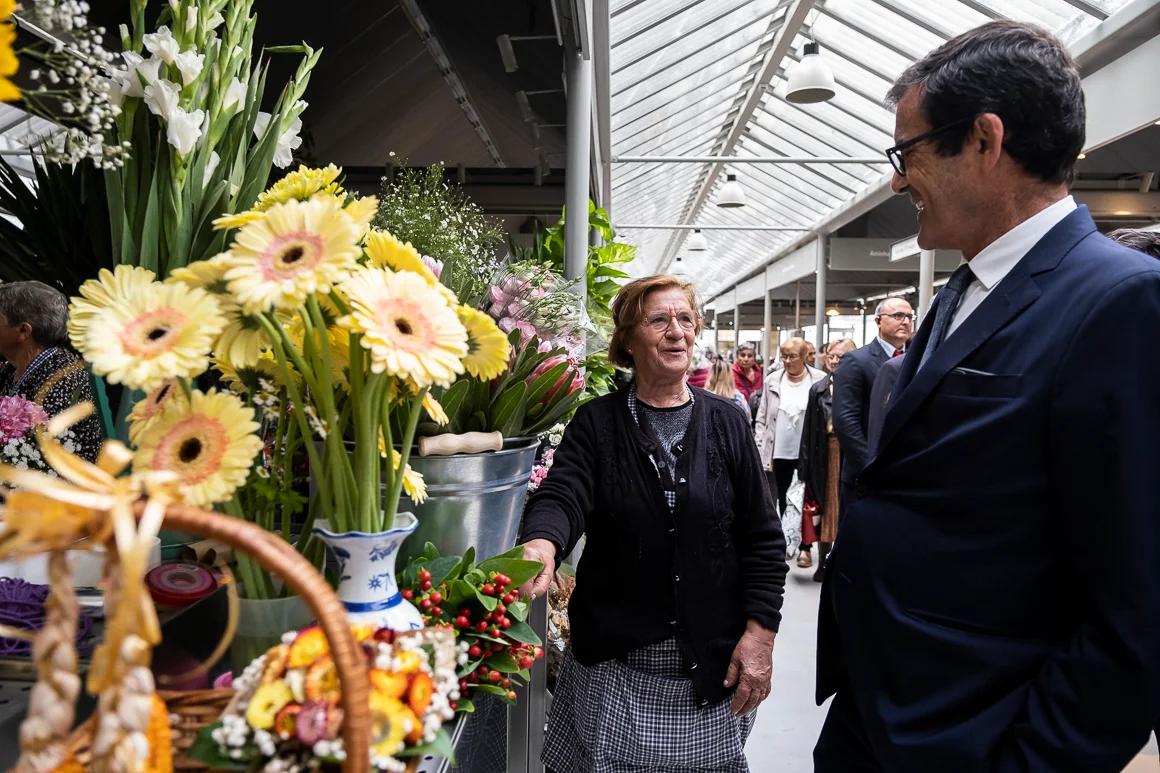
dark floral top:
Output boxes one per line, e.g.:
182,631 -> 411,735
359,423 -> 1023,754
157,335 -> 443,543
0,347 -> 103,462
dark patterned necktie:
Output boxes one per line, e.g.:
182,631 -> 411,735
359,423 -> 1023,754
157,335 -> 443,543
919,263 -> 974,368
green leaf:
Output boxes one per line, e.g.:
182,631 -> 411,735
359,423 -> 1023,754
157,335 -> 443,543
490,381 -> 527,436
455,698 -> 476,713
473,587 -> 499,611
508,600 -> 529,622
446,579 -> 477,609
469,683 -> 513,698
265,44 -> 309,53
484,652 -> 520,672
476,558 -> 543,589
186,723 -> 251,769
422,555 -> 462,587
504,619 -> 542,645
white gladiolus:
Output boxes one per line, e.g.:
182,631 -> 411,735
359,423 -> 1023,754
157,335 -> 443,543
120,52 -> 162,99
207,11 -> 225,29
143,26 -> 179,65
174,50 -> 205,86
253,111 -> 304,169
204,151 -> 221,188
166,107 -> 205,156
222,76 -> 246,113
142,78 -> 180,120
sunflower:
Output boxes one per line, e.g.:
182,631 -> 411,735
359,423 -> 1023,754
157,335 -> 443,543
364,230 -> 436,285
0,4 -> 18,103
212,210 -> 265,231
224,196 -> 362,315
456,305 -> 510,380
68,265 -> 158,349
127,379 -> 183,445
254,164 -> 344,211
133,389 -> 263,506
337,267 -> 467,388
82,282 -> 226,390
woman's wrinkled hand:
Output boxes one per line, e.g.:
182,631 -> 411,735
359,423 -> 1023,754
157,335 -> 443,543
723,620 -> 775,716
519,538 -> 557,601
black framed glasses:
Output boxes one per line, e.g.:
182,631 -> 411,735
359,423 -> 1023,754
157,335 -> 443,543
878,312 -> 914,322
884,115 -> 976,177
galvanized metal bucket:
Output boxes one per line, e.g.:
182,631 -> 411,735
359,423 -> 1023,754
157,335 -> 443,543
398,437 -> 540,564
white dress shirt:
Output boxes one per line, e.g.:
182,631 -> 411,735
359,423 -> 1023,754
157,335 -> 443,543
875,336 -> 902,359
945,196 -> 1076,338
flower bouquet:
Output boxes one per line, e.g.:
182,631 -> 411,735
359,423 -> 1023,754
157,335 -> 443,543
397,544 -> 545,712
197,624 -> 459,771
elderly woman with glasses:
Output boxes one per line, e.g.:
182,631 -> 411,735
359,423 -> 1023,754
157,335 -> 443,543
519,275 -> 786,773
0,281 -> 103,461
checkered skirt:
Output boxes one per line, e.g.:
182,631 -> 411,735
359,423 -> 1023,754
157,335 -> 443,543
542,638 -> 755,773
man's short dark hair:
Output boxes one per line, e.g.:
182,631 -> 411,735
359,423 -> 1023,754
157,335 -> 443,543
887,21 -> 1084,186
1108,228 -> 1160,259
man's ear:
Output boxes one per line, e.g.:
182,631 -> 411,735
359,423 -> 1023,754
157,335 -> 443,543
973,113 -> 1005,167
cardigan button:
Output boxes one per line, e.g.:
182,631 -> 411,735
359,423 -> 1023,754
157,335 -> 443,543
669,619 -> 678,627
678,477 -> 687,484
668,527 -> 675,534
690,662 -> 698,670
699,699 -> 709,707
674,574 -> 680,582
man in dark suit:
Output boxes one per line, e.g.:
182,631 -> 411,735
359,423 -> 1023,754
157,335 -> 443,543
831,297 -> 912,514
815,21 -> 1160,773
865,354 -> 904,455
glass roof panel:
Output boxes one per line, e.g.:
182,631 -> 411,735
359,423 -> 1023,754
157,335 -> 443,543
609,0 -> 1130,295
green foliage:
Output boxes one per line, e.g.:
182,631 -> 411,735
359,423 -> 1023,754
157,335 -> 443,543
374,163 -> 505,306
425,330 -> 586,438
0,156 -> 113,296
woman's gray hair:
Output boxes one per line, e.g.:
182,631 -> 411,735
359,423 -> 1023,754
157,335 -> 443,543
0,281 -> 70,347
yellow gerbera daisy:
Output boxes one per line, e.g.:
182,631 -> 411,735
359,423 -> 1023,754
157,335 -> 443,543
456,305 -> 510,380
364,230 -> 437,285
68,265 -> 158,349
127,378 -> 183,445
224,196 -> 362,315
375,443 -> 429,504
212,210 -> 265,231
342,195 -> 378,238
82,282 -> 226,390
422,392 -> 448,426
216,309 -> 272,368
337,267 -> 467,388
254,164 -> 344,211
133,389 -> 264,507
212,353 -> 289,395
167,253 -> 231,293
285,314 -> 350,389
369,693 -> 410,758
0,14 -> 18,103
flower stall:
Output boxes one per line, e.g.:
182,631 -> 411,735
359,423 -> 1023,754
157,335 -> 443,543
0,2 -> 624,770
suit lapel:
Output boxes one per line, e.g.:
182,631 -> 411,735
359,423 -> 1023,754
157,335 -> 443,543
873,206 -> 1097,459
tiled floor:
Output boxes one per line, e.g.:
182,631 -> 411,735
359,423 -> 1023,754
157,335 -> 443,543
744,558 -> 1159,772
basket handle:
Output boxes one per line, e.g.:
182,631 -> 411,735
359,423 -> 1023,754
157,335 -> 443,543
152,502 -> 370,773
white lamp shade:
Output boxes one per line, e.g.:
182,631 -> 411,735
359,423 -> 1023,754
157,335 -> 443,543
717,174 -> 746,208
687,229 -> 708,251
787,42 -> 836,104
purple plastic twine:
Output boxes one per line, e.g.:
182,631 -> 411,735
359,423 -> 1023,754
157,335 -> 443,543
0,578 -> 94,657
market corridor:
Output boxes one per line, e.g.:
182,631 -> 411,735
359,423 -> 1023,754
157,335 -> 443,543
744,567 -> 1160,772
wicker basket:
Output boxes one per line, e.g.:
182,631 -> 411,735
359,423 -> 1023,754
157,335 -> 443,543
50,502 -> 383,773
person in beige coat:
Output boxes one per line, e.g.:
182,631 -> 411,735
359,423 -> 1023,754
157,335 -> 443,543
754,337 -> 826,565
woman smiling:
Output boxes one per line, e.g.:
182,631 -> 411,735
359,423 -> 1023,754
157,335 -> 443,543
519,274 -> 786,772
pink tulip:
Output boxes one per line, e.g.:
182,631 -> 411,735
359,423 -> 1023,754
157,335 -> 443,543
421,254 -> 444,279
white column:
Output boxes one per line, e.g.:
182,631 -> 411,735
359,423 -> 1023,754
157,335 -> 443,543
565,49 -> 593,299
814,236 -> 827,367
762,276 -> 772,365
919,249 -> 935,324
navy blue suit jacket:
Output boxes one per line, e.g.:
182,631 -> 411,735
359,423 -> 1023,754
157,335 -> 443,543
817,207 -> 1160,771
832,339 -> 889,487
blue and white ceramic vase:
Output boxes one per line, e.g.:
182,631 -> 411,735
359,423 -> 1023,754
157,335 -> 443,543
312,511 -> 424,630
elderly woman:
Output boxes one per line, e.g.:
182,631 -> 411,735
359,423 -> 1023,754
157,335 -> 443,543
520,275 -> 785,773
754,337 -> 826,567
0,281 -> 102,461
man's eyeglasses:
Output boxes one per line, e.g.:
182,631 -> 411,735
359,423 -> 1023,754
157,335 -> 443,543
780,353 -> 801,361
643,312 -> 698,332
878,312 -> 914,322
884,115 -> 976,177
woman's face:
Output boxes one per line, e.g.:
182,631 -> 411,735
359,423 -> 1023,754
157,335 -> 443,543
781,347 -> 806,377
631,288 -> 696,384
